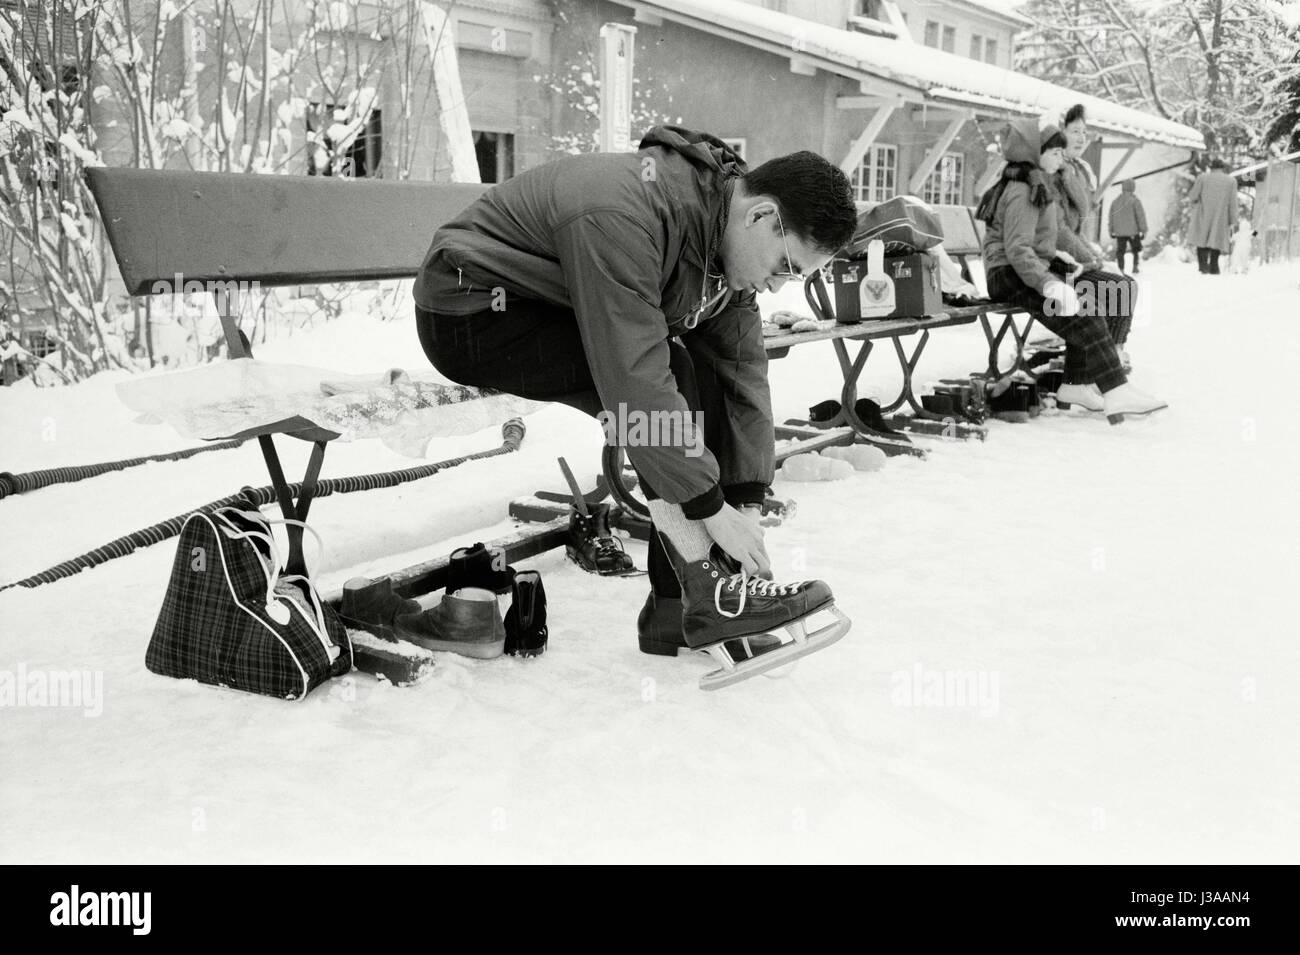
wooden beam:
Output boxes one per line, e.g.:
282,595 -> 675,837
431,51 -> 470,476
632,7 -> 663,26
840,106 -> 896,178
880,0 -> 912,41
790,57 -> 817,76
1094,144 -> 1138,199
420,2 -> 479,183
907,111 -> 971,194
836,94 -> 908,110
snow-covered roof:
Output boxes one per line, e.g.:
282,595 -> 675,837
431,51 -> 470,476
617,0 -> 1205,150
951,0 -> 1034,29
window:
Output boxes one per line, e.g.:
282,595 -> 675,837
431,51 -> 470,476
970,35 -> 983,60
473,130 -> 515,183
721,138 -> 747,161
983,38 -> 998,65
307,104 -> 382,177
923,20 -> 939,47
921,152 -> 965,206
859,0 -> 883,17
942,25 -> 955,53
25,330 -> 57,358
854,144 -> 897,203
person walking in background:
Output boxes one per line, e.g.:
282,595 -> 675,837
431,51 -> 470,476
1188,159 -> 1237,274
1109,179 -> 1148,274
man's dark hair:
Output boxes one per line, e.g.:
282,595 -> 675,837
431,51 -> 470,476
1063,104 -> 1087,127
742,151 -> 857,254
1209,157 -> 1228,171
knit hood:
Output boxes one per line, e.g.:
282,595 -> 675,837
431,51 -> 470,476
975,121 -> 1061,222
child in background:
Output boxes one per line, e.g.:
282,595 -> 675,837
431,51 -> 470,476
1108,179 -> 1147,274
1229,216 -> 1255,274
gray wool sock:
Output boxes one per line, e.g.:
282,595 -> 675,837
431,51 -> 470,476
646,499 -> 712,562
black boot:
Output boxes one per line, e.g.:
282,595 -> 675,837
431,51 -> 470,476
566,502 -> 637,576
504,570 -> 548,657
448,542 -> 515,595
339,576 -> 422,642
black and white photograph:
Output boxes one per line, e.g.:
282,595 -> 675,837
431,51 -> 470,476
1,0 -> 1298,885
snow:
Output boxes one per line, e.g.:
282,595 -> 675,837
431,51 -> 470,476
2,262 -> 1299,862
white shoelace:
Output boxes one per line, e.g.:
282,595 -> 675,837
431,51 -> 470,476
713,570 -> 802,619
214,510 -> 333,658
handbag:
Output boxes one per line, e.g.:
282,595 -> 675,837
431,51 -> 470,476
146,506 -> 352,700
844,196 -> 945,259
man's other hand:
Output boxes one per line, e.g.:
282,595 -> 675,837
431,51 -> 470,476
703,503 -> 771,577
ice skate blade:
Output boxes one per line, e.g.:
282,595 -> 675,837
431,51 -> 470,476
696,605 -> 851,691
1107,405 -> 1168,426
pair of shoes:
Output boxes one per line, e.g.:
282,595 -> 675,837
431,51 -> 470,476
1055,382 -> 1104,412
395,587 -> 506,658
391,542 -> 520,658
810,397 -> 913,442
395,572 -> 550,659
1104,382 -> 1168,425
339,577 -> 422,642
988,380 -> 1039,422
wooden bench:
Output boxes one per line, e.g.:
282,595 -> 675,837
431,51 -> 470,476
86,168 -> 565,682
87,168 -> 492,573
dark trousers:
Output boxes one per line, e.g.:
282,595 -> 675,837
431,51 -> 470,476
416,301 -> 705,599
1115,236 -> 1142,273
1196,247 -> 1221,274
986,266 -> 1130,392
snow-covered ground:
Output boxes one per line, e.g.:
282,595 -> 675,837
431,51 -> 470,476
2,261 -> 1297,863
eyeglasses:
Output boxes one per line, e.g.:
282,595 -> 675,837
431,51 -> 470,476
772,208 -> 803,280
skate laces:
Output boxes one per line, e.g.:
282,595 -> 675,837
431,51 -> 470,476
713,571 -> 800,619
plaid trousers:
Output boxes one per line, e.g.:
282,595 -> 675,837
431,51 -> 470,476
987,266 -> 1130,392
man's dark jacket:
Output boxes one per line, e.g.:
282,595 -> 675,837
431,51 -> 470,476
413,126 -> 773,519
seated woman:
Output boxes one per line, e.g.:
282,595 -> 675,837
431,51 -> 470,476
1057,103 -> 1137,368
976,120 -> 1166,424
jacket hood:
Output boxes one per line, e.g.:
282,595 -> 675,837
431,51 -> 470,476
639,126 -> 747,177
1002,120 -> 1061,167
1121,179 -> 1136,193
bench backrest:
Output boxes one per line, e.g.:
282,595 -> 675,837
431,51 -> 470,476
86,168 -> 489,295
932,204 -> 982,256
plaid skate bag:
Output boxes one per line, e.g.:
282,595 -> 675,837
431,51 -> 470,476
146,506 -> 352,700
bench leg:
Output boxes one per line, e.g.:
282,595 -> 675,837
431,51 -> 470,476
878,332 -> 988,442
980,310 -> 1041,379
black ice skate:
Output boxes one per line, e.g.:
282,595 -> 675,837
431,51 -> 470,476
557,457 -> 640,577
667,541 -> 851,690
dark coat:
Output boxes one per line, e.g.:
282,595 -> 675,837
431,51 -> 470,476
1188,170 -> 1236,253
413,127 -> 772,515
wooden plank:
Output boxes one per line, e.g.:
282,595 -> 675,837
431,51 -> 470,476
763,308 -> 983,351
86,167 -> 488,294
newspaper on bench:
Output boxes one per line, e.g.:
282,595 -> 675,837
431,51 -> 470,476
116,360 -> 544,457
